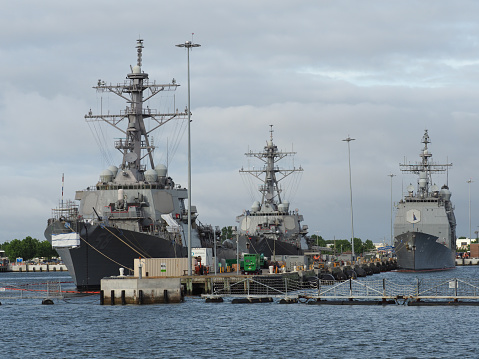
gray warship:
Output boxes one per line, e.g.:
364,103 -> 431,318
393,129 -> 456,271
234,126 -> 309,258
45,40 -> 215,290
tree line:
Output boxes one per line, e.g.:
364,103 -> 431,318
219,227 -> 376,254
0,236 -> 58,262
311,234 -> 376,254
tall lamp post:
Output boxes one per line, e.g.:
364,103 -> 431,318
233,226 -> 239,275
343,136 -> 355,261
388,174 -> 396,246
176,38 -> 201,276
467,178 -> 473,240
214,226 -> 219,275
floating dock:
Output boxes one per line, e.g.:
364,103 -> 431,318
202,276 -> 479,306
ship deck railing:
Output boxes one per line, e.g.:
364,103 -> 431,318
203,277 -> 479,304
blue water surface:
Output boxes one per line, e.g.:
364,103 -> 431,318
0,267 -> 478,358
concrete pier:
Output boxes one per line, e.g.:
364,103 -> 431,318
100,277 -> 183,305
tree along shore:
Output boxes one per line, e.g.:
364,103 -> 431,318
0,236 -> 58,262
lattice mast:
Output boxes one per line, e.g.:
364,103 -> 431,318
240,125 -> 303,207
399,129 -> 452,196
85,39 -> 188,180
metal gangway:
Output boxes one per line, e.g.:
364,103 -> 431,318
205,277 -> 479,305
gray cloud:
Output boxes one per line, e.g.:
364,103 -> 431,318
1,0 -> 479,244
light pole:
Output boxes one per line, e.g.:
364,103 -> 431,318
234,226 -> 239,275
388,174 -> 396,246
468,178 -> 473,240
176,38 -> 201,276
214,226 -> 219,275
343,136 -> 355,261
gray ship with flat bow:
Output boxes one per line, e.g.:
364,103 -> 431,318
394,130 -> 456,271
44,40 -> 216,290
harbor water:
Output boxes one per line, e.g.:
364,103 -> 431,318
1,267 -> 479,358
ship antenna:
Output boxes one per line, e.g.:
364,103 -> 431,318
269,124 -> 274,141
61,173 -> 64,209
136,39 -> 144,67
447,156 -> 449,186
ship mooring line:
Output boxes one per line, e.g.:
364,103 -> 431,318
101,225 -> 151,259
121,230 -> 153,258
65,223 -> 133,271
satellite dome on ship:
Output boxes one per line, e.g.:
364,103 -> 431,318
100,169 -> 114,183
251,201 -> 260,212
108,165 -> 118,178
278,201 -> 290,213
440,186 -> 451,201
144,169 -> 158,182
155,164 -> 167,178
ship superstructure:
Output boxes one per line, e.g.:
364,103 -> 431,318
394,130 -> 456,270
45,40 -> 211,290
235,126 -> 309,258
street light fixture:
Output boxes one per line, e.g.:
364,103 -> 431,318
343,135 -> 355,261
176,37 -> 201,276
388,174 -> 396,246
233,226 -> 239,275
467,178 -> 473,240
214,226 -> 219,275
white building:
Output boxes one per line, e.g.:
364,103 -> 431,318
456,238 -> 473,250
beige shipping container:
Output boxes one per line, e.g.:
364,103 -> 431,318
134,258 -> 192,277
470,243 -> 479,258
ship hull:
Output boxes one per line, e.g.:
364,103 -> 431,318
394,231 -> 455,271
247,235 -> 303,258
218,235 -> 303,259
45,221 -> 186,290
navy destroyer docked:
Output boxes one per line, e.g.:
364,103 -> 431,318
45,40 -> 214,290
233,126 -> 309,258
393,130 -> 456,271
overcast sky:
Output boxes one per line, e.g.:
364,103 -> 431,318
2,1 -> 479,245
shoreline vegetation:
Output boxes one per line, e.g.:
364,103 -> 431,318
0,236 -> 58,262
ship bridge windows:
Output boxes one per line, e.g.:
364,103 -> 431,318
405,199 -> 439,203
96,183 -> 162,191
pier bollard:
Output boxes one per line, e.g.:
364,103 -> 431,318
100,290 -> 104,305
110,290 -> 115,305
121,290 -> 126,305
